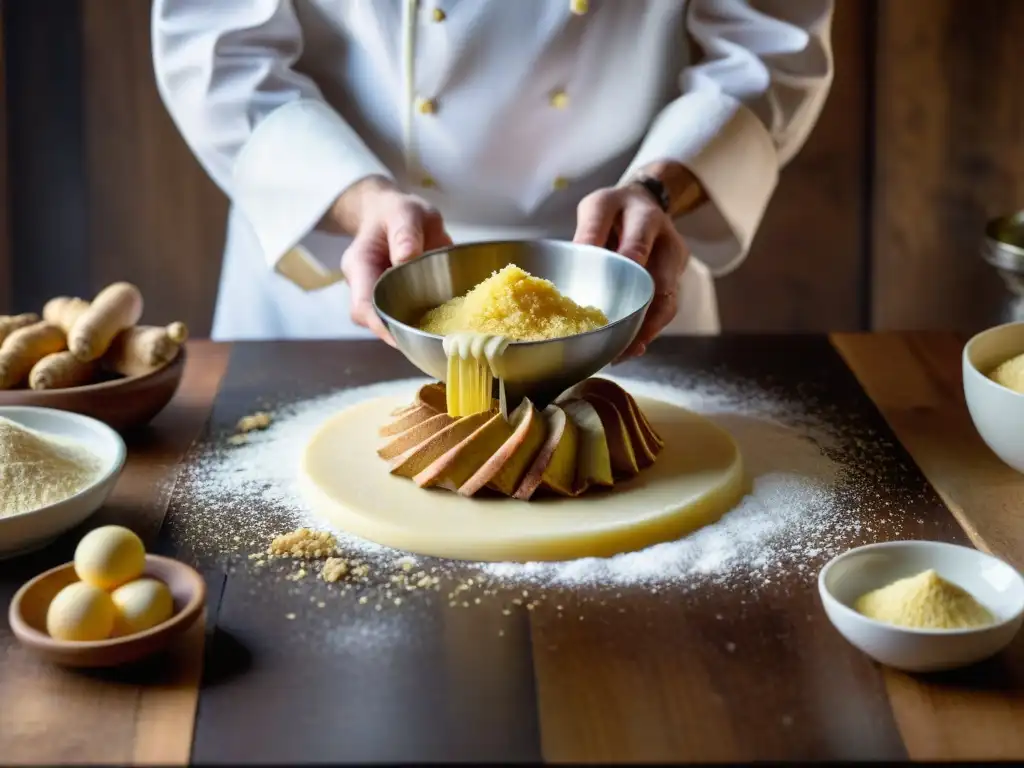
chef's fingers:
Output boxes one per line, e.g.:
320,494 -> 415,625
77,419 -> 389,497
386,203 -> 428,265
573,190 -> 620,248
423,210 -> 454,252
341,234 -> 397,347
625,238 -> 686,356
615,200 -> 660,267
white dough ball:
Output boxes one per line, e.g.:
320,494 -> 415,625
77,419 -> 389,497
74,525 -> 146,590
46,581 -> 116,642
111,578 -> 174,636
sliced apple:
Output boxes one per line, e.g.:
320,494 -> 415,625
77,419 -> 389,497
377,412 -> 454,460
574,383 -> 657,468
459,399 -> 547,497
513,403 -> 579,500
414,413 -> 514,490
559,398 -> 614,492
623,389 -> 664,450
567,377 -> 663,458
416,382 -> 447,412
379,404 -> 437,436
579,393 -> 640,477
389,411 -> 493,478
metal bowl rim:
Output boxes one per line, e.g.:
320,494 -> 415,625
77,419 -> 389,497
372,238 -> 656,347
984,213 -> 1024,261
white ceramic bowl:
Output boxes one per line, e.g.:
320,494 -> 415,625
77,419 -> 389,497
0,406 -> 126,559
819,540 -> 1024,673
963,321 -> 1024,473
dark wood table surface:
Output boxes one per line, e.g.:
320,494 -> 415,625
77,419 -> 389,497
2,334 -> 1024,763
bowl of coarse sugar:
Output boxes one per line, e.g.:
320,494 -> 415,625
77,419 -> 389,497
0,406 -> 126,558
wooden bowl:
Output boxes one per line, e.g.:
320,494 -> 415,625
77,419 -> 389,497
8,554 -> 206,668
0,348 -> 186,431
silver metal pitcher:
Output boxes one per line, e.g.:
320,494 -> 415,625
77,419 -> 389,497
984,212 -> 1024,323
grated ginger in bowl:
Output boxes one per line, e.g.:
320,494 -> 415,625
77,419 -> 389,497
416,264 -> 608,341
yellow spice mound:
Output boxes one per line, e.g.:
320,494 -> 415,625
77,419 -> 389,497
854,569 -> 995,630
417,264 -> 608,341
990,352 -> 1024,394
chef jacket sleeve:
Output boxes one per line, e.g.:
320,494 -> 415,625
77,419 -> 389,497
619,0 -> 834,277
152,0 -> 393,272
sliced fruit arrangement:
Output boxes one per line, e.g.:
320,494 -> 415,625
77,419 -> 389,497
377,378 -> 664,500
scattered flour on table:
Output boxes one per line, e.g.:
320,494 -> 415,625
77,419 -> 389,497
0,416 -> 103,517
172,373 -> 900,590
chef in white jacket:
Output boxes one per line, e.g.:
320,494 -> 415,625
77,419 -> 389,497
153,0 -> 833,353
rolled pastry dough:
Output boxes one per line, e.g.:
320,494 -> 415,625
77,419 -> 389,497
298,393 -> 746,562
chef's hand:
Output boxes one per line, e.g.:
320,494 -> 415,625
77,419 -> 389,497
326,175 -> 453,345
573,184 -> 690,359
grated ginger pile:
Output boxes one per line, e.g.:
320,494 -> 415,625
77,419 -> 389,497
854,569 -> 995,630
990,352 -> 1024,394
0,416 -> 102,518
417,264 -> 608,341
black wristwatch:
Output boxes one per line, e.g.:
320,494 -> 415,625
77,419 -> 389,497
630,175 -> 670,213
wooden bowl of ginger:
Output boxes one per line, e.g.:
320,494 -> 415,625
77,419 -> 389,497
0,282 -> 188,431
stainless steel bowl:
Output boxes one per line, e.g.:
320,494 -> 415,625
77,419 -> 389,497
373,239 -> 654,409
984,212 -> 1024,299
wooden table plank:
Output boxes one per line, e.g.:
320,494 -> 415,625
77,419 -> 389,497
6,334 -> 1024,763
166,342 -> 544,763
832,332 -> 1024,569
0,341 -> 229,764
833,331 -> 1024,761
528,336 -> 965,762
166,337 -> 976,762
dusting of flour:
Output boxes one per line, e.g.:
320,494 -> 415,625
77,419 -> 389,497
171,374 -> 898,589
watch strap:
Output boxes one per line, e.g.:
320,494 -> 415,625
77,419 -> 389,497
630,175 -> 671,213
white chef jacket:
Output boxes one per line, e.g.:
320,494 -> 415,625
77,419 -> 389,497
152,0 -> 834,341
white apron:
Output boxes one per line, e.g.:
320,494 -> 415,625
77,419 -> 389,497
153,0 -> 834,342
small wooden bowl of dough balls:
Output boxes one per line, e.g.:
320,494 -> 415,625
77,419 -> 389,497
0,281 -> 189,431
7,525 -> 205,668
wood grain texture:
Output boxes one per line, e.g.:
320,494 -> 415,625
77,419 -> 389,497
4,336 -> 1024,762
0,2 -> 10,315
832,332 -> 1024,568
833,332 -> 1024,761
3,0 -> 91,313
0,341 -> 229,764
156,337 -> 977,762
80,0 -> 226,337
716,0 -> 868,332
871,1 -> 1024,332
162,342 -> 544,763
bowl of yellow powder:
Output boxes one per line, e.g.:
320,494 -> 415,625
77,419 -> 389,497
818,540 -> 1024,672
0,406 -> 126,558
963,321 -> 1024,473
373,239 -> 654,407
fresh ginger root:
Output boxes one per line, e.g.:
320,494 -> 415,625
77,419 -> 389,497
0,313 -> 40,345
68,282 -> 144,362
0,321 -> 67,389
42,296 -> 91,334
103,321 -> 189,377
29,350 -> 98,390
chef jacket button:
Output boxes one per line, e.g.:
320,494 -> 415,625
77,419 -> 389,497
549,89 -> 569,109
570,0 -> 589,15
553,176 -> 570,191
417,97 -> 438,115
431,7 -> 446,22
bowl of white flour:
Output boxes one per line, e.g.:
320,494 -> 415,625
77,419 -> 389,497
0,406 -> 126,558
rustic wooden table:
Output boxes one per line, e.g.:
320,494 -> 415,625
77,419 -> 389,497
2,334 -> 1023,763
